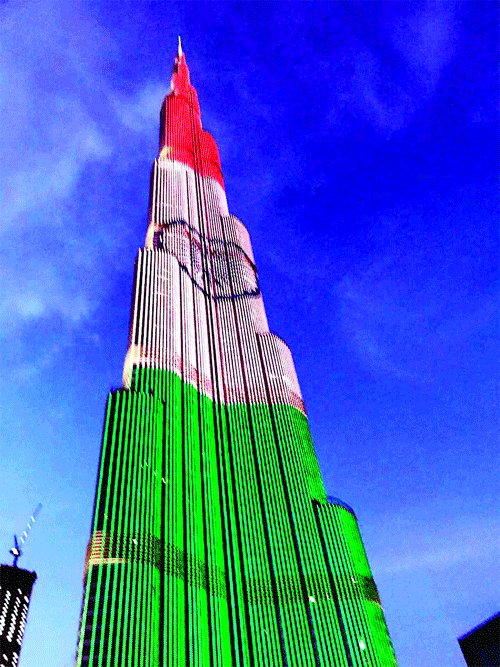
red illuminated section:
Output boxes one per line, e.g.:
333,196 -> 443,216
159,40 -> 224,189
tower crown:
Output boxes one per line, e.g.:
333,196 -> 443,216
159,43 -> 223,188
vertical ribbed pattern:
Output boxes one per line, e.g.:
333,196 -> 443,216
76,50 -> 397,666
314,503 -> 398,666
76,391 -> 163,666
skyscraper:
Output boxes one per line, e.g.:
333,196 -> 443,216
0,565 -> 37,667
76,43 -> 398,667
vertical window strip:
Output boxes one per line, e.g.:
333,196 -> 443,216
254,341 -> 317,667
271,405 -> 337,666
225,406 -> 263,662
113,394 -> 134,665
326,508 -> 367,667
135,392 -> 147,664
101,395 -> 127,665
127,392 -> 142,665
76,394 -> 114,663
90,391 -> 123,665
334,509 -> 377,666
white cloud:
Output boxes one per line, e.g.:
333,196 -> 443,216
16,296 -> 46,319
0,256 -> 95,333
2,115 -> 111,230
0,0 -> 161,344
111,82 -> 166,133
0,1 -> 114,228
390,0 -> 457,80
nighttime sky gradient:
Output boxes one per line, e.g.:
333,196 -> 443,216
0,2 -> 498,666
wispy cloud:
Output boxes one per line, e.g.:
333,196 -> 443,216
390,0 -> 457,81
2,114 -> 111,231
12,343 -> 63,383
332,1 -> 458,133
0,1 -> 114,219
0,0 -> 166,358
0,2 -> 114,337
336,204 -> 495,381
111,82 -> 166,133
372,511 -> 499,575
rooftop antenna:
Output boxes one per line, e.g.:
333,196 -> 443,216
9,503 -> 42,567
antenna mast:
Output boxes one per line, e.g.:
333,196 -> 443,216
9,503 -> 42,567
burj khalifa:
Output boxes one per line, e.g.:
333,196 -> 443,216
76,42 -> 398,667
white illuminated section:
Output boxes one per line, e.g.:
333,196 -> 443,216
122,157 -> 305,415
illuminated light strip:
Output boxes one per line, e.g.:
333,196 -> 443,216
268,410 -> 328,661
201,180 -> 250,666
141,394 -> 150,664
224,271 -> 292,664
222,211 -> 290,664
332,507 -> 379,664
322,517 -> 360,665
145,252 -> 154,372
106,392 -> 127,667
188,175 -> 220,664
225,408 -> 261,660
256,404 -> 306,665
118,394 -> 134,664
254,346 -> 321,666
87,557 -> 128,567
101,392 -> 127,665
106,409 -> 126,667
215,328 -> 256,664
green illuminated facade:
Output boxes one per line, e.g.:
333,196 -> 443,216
76,44 -> 398,667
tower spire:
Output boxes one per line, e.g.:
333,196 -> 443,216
170,37 -> 192,95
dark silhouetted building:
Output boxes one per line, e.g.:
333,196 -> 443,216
0,564 -> 37,667
459,613 -> 500,667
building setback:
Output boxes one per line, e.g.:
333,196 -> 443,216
0,565 -> 37,667
76,44 -> 398,667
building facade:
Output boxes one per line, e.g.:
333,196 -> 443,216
0,565 -> 37,667
76,45 -> 398,667
458,613 -> 500,667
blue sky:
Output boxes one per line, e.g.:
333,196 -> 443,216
0,1 -> 498,666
